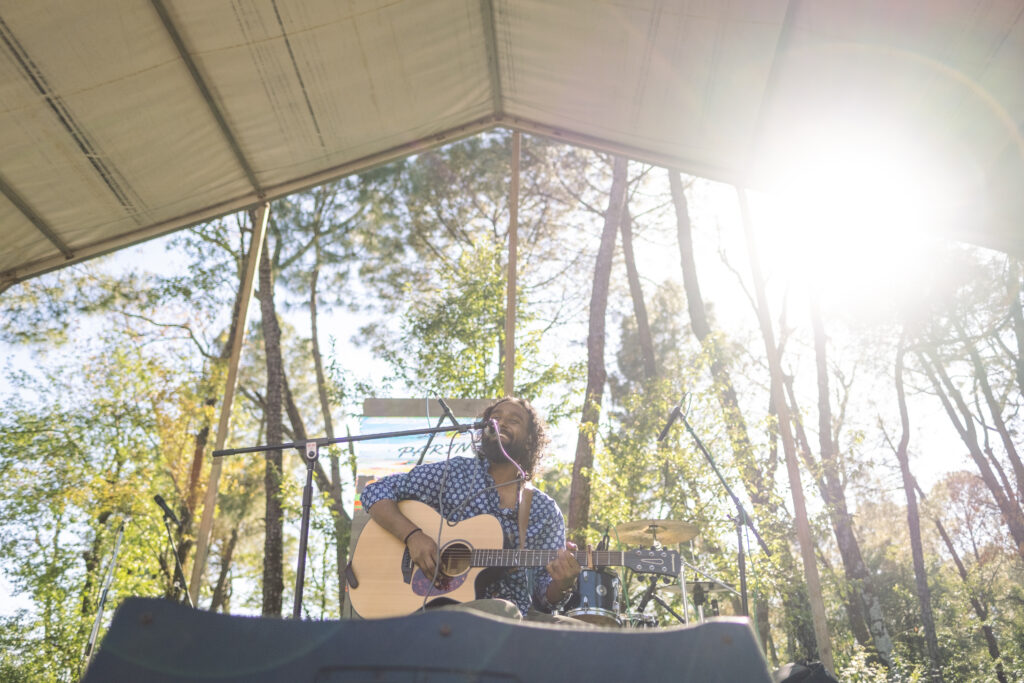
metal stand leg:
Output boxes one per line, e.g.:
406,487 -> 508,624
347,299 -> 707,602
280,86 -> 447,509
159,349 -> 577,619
293,441 -> 318,619
736,517 -> 748,616
161,516 -> 193,608
82,522 -> 124,671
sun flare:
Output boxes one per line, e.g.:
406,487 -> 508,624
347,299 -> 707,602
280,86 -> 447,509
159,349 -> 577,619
748,118 -> 969,309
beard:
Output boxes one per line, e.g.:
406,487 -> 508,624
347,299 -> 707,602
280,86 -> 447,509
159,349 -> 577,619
479,430 -> 527,468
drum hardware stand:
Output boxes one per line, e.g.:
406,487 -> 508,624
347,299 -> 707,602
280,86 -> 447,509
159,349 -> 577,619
214,418 -> 484,619
658,396 -> 771,617
693,583 -> 721,622
635,573 -> 687,625
631,535 -> 687,626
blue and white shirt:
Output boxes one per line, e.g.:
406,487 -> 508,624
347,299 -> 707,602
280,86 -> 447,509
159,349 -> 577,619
361,455 -> 567,616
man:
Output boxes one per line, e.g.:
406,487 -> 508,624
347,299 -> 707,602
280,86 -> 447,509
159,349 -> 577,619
360,397 -> 581,619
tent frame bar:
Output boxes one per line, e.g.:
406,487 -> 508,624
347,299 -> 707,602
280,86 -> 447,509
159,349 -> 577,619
503,131 -> 519,397
1,115 -> 748,292
149,0 -> 263,196
188,202 -> 269,603
0,173 -> 72,259
1,116 -> 500,291
480,0 -> 504,113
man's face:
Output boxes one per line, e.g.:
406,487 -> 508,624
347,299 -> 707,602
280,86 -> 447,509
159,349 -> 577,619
481,400 -> 531,465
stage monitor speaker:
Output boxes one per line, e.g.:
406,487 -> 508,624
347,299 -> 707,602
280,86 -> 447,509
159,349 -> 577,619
83,597 -> 772,682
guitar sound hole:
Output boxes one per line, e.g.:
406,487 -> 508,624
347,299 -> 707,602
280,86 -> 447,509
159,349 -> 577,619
439,542 -> 470,577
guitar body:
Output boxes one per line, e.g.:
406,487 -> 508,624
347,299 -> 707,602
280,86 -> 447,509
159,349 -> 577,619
349,500 -> 504,619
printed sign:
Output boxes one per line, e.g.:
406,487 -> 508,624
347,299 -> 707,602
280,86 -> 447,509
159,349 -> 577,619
352,400 -> 491,513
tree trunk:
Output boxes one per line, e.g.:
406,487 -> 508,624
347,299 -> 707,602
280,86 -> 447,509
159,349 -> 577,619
917,346 -> 1024,554
1008,259 -> 1024,397
568,155 -> 627,545
737,188 -> 831,670
785,374 -> 872,654
895,341 -> 943,681
258,231 -> 285,617
954,319 -> 1024,502
671,170 -> 799,656
309,255 -> 353,616
673,173 -> 777,504
209,526 -> 240,613
619,204 -> 656,379
809,297 -> 893,664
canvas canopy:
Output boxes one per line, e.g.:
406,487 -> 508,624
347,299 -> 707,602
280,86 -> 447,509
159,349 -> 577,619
2,0 -> 1023,291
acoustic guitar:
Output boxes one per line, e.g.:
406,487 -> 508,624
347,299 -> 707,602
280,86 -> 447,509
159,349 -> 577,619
348,500 -> 681,619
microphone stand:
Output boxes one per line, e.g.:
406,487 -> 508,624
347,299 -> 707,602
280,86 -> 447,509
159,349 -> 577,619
658,398 -> 770,616
81,521 -> 124,672
415,398 -> 463,467
157,505 -> 193,608
214,420 -> 482,620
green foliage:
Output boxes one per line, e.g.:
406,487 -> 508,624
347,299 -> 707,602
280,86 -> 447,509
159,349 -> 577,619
364,241 -> 579,405
0,343 -> 192,680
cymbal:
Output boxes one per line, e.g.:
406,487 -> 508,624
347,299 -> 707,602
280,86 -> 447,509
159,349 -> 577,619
614,519 -> 698,545
662,580 -> 733,595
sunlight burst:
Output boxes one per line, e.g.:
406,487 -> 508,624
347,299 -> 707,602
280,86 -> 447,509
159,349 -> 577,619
749,117 -> 969,310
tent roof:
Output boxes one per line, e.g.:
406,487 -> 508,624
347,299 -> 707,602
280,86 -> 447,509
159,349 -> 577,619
3,0 -> 1023,290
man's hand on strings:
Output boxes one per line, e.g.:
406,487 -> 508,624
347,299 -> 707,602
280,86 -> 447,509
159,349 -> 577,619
547,540 -> 582,595
406,530 -> 441,581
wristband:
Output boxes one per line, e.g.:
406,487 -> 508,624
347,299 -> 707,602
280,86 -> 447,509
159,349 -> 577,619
403,528 -> 422,545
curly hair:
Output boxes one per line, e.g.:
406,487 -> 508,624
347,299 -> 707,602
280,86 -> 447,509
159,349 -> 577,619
479,397 -> 550,479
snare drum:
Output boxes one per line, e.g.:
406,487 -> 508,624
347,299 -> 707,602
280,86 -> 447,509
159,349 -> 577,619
564,568 -> 622,626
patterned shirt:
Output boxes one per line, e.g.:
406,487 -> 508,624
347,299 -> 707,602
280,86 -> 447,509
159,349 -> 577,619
360,455 -> 567,616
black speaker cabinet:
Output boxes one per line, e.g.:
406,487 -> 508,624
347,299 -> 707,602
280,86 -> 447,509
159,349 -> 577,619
83,597 -> 772,681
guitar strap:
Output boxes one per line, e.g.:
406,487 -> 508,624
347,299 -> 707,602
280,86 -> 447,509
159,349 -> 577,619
517,482 -> 534,550
479,482 -> 533,597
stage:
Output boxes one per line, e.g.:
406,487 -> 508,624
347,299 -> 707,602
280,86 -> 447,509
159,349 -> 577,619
82,597 -> 773,681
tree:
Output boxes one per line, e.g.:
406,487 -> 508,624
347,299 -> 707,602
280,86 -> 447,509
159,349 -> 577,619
805,296 -> 893,664
256,229 -> 286,617
568,155 -> 627,545
737,189 -> 831,669
895,338 -> 943,681
671,172 -> 815,661
917,474 -> 1009,683
0,306 -> 206,680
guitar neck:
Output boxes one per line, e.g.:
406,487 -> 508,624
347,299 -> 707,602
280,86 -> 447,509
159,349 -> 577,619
472,549 -> 628,568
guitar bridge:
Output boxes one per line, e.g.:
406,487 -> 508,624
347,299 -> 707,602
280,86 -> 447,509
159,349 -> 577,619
402,548 -> 414,585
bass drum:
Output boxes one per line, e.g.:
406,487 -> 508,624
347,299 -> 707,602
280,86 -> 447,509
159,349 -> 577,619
563,569 -> 622,627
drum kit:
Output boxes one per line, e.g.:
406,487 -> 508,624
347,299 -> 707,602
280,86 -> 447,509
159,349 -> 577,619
559,517 -> 737,629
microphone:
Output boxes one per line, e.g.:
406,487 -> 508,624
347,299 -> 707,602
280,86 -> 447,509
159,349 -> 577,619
154,494 -> 181,530
657,403 -> 682,441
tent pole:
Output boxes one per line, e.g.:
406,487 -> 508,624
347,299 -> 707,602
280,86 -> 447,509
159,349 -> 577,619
504,131 -> 520,398
188,202 -> 270,604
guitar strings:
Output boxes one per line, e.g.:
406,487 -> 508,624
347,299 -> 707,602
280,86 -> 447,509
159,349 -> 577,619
418,428 -> 462,613
419,418 -> 522,611
414,426 -> 676,615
